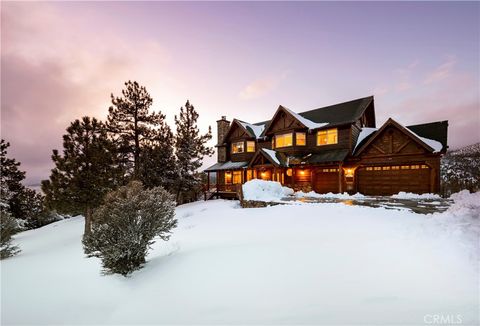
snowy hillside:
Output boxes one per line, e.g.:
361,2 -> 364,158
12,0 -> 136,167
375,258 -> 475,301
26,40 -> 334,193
2,194 -> 479,325
441,142 -> 480,195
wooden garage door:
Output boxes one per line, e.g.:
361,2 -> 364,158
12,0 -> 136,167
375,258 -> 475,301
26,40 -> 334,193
357,164 -> 431,196
314,168 -> 339,194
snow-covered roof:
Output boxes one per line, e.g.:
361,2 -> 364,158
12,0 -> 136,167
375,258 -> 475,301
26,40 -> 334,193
262,148 -> 281,165
238,121 -> 265,139
353,127 -> 378,153
282,106 -> 329,130
403,124 -> 443,153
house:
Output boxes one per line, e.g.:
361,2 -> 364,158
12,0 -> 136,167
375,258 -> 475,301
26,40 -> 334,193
204,96 -> 448,198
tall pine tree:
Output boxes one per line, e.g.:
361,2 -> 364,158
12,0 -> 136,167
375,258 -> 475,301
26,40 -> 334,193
42,117 -> 120,234
174,100 -> 214,203
107,81 -> 176,185
0,139 -> 26,220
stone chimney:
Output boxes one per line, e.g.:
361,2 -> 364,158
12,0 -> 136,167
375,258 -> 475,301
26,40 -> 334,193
216,116 -> 230,163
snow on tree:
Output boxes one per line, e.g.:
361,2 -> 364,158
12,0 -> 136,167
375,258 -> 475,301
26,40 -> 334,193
0,185 -> 20,259
107,80 -> 176,187
42,117 -> 121,234
174,100 -> 214,203
1,139 -> 26,219
82,181 -> 177,276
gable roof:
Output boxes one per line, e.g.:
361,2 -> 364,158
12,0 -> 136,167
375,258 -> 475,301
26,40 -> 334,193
260,96 -> 374,136
221,119 -> 265,144
354,118 -> 444,156
406,121 -> 448,151
249,148 -> 288,167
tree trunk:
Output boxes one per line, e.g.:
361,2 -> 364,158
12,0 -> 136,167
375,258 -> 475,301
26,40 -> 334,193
84,206 -> 92,235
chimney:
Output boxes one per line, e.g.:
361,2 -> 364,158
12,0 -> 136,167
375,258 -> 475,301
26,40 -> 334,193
216,116 -> 230,163
216,116 -> 230,145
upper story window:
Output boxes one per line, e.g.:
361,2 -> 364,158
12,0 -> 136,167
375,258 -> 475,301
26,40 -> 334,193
296,132 -> 306,146
232,141 -> 244,153
247,141 -> 255,152
317,128 -> 338,146
275,133 -> 293,148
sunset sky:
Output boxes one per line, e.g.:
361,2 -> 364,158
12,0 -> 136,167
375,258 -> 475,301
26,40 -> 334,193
1,1 -> 479,185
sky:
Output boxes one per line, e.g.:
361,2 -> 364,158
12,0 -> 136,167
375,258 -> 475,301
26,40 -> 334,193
1,1 -> 479,185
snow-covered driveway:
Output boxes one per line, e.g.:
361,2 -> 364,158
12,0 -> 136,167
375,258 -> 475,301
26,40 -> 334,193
2,194 -> 479,325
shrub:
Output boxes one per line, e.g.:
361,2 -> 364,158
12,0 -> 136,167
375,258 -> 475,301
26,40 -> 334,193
83,181 -> 177,276
1,208 -> 20,259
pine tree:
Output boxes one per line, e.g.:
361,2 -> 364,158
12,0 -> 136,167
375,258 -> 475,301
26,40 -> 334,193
0,139 -> 26,219
107,81 -> 176,184
174,100 -> 214,203
42,117 -> 121,234
83,181 -> 177,276
0,182 -> 20,259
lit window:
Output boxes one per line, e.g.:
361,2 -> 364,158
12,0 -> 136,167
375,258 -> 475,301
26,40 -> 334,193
246,169 -> 253,181
232,141 -> 244,153
374,167 -> 382,171
411,165 -> 420,169
382,166 -> 390,170
275,133 -> 293,148
366,167 -> 373,171
225,171 -> 232,183
401,165 -> 410,170
233,171 -> 242,184
421,164 -> 429,169
391,166 -> 400,170
247,141 -> 255,152
317,128 -> 338,146
296,132 -> 306,146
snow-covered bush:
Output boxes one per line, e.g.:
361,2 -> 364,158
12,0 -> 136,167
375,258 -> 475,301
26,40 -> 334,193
83,181 -> 177,276
242,179 -> 293,202
1,208 -> 20,259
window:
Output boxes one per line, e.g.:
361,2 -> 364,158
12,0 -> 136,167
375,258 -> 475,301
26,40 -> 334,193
411,165 -> 420,169
246,169 -> 253,181
247,141 -> 255,152
374,166 -> 382,171
317,128 -> 338,146
296,132 -> 306,146
225,171 -> 232,184
232,141 -> 244,153
391,166 -> 400,170
421,164 -> 429,169
401,165 -> 410,170
366,167 -> 373,171
382,166 -> 390,170
233,171 -> 242,184
275,133 -> 293,148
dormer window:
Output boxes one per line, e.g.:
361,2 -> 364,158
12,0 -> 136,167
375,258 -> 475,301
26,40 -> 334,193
232,141 -> 244,153
296,132 -> 306,146
247,141 -> 255,152
275,133 -> 293,148
317,128 -> 338,146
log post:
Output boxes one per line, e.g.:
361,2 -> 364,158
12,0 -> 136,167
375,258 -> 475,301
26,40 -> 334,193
338,162 -> 343,193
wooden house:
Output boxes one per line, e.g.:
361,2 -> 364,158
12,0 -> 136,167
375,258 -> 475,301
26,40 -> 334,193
204,96 -> 448,198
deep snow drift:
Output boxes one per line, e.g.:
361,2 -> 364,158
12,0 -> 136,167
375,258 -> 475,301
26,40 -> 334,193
2,192 -> 479,325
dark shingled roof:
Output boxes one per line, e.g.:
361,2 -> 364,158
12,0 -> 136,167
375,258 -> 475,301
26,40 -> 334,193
307,149 -> 350,164
254,96 -> 374,135
406,121 -> 449,151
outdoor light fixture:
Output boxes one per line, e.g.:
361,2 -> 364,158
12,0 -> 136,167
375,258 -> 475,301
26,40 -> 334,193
286,169 -> 292,176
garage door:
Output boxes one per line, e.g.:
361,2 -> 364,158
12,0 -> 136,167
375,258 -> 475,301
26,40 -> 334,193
314,168 -> 339,194
357,164 -> 431,196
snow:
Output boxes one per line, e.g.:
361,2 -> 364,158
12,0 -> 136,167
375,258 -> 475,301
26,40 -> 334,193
296,190 -> 366,199
391,192 -> 442,200
238,121 -> 265,139
2,193 -> 479,325
242,179 -> 293,201
403,125 -> 443,153
282,106 -> 329,130
261,148 -> 280,165
353,127 -> 378,152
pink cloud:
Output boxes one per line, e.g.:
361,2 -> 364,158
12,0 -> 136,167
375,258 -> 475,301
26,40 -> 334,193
423,55 -> 457,84
239,71 -> 289,100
